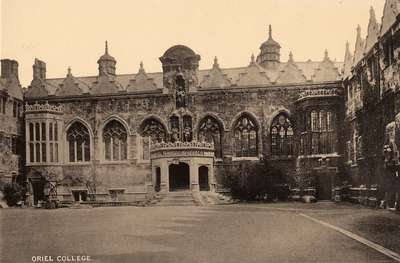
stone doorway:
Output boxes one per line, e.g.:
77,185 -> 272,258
31,178 -> 45,205
169,162 -> 190,191
315,171 -> 333,200
72,190 -> 88,202
155,167 -> 161,192
199,166 -> 210,191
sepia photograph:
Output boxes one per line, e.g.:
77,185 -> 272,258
1,0 -> 400,262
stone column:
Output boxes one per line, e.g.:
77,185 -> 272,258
223,130 -> 233,161
190,160 -> 199,191
209,163 -> 216,192
160,160 -> 169,192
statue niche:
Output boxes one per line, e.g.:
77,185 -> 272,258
170,115 -> 180,142
182,115 -> 193,142
159,45 -> 201,98
175,71 -> 187,108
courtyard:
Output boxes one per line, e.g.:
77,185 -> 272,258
1,203 -> 400,263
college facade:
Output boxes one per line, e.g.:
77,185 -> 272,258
0,1 -> 399,207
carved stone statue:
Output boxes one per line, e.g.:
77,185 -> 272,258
175,71 -> 187,108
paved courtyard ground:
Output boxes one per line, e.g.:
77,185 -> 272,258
1,202 -> 400,263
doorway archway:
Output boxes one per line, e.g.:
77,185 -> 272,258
169,162 -> 190,191
155,167 -> 161,192
199,166 -> 210,191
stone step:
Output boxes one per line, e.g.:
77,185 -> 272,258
155,191 -> 197,206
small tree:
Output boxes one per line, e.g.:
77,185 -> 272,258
2,183 -> 26,206
226,162 -> 268,201
226,159 -> 289,201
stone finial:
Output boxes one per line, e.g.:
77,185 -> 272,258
369,6 -> 376,22
67,67 -> 72,76
139,61 -> 145,73
268,24 -> 272,38
250,53 -> 255,64
213,56 -> 219,68
324,49 -> 329,60
288,51 -> 294,63
105,41 -> 109,54
356,25 -> 361,37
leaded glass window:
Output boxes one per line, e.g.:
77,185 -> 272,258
198,116 -> 223,158
270,113 -> 294,156
233,114 -> 258,157
103,120 -> 128,161
140,119 -> 166,160
66,122 -> 90,162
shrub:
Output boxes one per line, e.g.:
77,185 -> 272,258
2,183 -> 26,206
226,160 -> 288,201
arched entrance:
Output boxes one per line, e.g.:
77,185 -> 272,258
199,166 -> 210,191
29,172 -> 46,205
155,167 -> 161,192
169,162 -> 190,191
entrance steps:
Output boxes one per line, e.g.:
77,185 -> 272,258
154,191 -> 197,206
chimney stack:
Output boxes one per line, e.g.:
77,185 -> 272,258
33,58 -> 46,80
1,59 -> 19,80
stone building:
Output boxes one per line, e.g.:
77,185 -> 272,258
0,59 -> 24,188
20,26 -> 345,205
343,1 -> 400,209
3,0 -> 398,207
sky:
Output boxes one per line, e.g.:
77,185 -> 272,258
1,0 -> 386,87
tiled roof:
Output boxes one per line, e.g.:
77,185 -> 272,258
28,58 -> 343,97
236,55 -> 271,86
312,51 -> 341,82
275,52 -> 307,84
200,57 -> 232,89
0,77 -> 23,100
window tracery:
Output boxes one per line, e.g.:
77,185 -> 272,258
103,120 -> 127,161
233,114 -> 258,157
66,122 -> 90,162
198,116 -> 223,158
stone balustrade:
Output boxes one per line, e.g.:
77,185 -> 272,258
298,87 -> 343,101
25,101 -> 63,114
150,141 -> 215,159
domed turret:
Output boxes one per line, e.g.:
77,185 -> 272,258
256,25 -> 281,69
97,41 -> 116,76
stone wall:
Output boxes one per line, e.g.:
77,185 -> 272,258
24,80 -> 343,201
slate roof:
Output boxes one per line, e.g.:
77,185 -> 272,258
31,57 -> 342,98
0,77 -> 23,100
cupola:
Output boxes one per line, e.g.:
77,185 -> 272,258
97,41 -> 116,76
256,25 -> 281,69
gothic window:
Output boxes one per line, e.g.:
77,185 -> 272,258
326,111 -> 336,153
27,121 -> 50,163
311,110 -> 318,131
140,119 -> 166,161
270,113 -> 294,156
233,114 -> 258,157
13,101 -> 17,117
66,122 -> 90,162
198,116 -> 223,158
1,97 -> 6,114
304,110 -> 337,155
48,122 -> 59,163
103,120 -> 128,161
